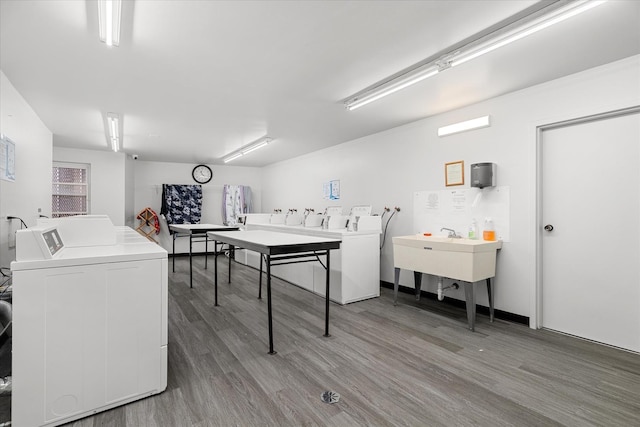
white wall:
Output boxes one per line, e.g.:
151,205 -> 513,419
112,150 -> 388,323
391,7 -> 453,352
0,71 -> 52,267
53,147 -> 127,226
3,55 -> 638,320
124,155 -> 135,228
134,160 -> 262,253
261,55 -> 640,319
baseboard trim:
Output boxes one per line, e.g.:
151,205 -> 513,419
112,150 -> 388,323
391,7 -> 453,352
380,280 -> 529,326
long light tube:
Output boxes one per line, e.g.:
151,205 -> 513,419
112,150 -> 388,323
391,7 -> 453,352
344,0 -> 607,110
223,137 -> 273,163
450,0 -> 607,68
106,113 -> 120,152
438,116 -> 490,137
223,153 -> 243,163
346,66 -> 439,111
98,0 -> 122,47
241,140 -> 270,155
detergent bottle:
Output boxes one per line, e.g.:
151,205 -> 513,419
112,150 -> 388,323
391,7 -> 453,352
483,218 -> 496,241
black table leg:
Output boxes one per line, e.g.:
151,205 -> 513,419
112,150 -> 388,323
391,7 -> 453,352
258,254 -> 263,299
214,239 -> 219,306
189,233 -> 193,288
324,250 -> 331,337
205,234 -> 208,269
172,232 -> 176,272
267,255 -> 276,354
228,245 -> 232,283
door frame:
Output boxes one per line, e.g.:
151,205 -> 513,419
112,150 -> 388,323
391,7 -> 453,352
534,105 -> 640,329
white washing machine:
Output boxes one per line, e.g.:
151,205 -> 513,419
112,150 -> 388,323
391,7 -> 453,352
10,215 -> 168,427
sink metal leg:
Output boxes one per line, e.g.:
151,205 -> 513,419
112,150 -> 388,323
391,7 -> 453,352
486,278 -> 494,322
393,268 -> 400,305
414,271 -> 422,301
463,282 -> 476,331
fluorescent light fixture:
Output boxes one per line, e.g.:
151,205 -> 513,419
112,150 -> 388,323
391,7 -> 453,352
346,66 -> 439,111
344,0 -> 607,110
223,137 -> 273,163
98,0 -> 122,47
241,140 -> 270,155
223,153 -> 243,163
106,113 -> 120,152
438,116 -> 490,137
450,0 -> 607,68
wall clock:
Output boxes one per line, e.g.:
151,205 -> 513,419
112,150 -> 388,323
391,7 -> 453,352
192,164 -> 212,184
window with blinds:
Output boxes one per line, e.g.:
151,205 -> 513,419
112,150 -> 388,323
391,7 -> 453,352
52,162 -> 90,218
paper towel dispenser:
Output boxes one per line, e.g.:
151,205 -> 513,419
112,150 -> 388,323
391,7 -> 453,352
470,163 -> 496,188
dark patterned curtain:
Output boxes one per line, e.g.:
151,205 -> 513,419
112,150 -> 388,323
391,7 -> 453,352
160,184 -> 203,224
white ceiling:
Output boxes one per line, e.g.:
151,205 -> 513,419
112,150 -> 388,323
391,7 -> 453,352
1,0 -> 639,166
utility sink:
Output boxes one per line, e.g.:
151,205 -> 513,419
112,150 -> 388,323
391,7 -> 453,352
392,235 -> 502,283
392,234 -> 502,331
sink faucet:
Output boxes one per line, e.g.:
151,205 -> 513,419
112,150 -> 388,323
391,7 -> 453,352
441,227 -> 461,238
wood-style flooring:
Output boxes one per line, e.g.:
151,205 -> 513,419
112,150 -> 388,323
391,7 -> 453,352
16,255 -> 640,426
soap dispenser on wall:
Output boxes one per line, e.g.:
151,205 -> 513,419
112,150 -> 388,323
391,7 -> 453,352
470,163 -> 496,188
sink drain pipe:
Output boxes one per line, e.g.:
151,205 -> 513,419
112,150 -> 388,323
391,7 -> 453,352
437,277 -> 459,301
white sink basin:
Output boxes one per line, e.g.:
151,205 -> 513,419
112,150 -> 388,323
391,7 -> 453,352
392,235 -> 502,282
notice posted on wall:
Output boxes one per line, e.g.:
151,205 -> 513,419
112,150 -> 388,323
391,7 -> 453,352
323,179 -> 340,200
0,135 -> 15,182
413,186 -> 510,241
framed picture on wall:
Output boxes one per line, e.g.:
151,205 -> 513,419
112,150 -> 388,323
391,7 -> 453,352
445,160 -> 464,186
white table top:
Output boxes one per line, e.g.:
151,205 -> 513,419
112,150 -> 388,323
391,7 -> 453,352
207,230 -> 341,255
169,223 -> 238,234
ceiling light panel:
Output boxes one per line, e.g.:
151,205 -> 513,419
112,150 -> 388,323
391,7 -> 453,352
106,112 -> 120,152
98,0 -> 122,47
438,116 -> 490,137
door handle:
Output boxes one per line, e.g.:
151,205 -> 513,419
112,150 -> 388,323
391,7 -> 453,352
544,224 -> 554,232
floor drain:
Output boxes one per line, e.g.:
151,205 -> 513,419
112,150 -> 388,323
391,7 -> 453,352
321,391 -> 340,404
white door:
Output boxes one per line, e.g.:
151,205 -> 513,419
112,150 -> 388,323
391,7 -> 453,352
541,111 -> 640,352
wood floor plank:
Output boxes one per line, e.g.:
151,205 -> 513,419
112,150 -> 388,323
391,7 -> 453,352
34,257 -> 640,426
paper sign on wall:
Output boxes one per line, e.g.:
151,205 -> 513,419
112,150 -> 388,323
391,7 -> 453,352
414,186 -> 510,241
323,180 -> 340,200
